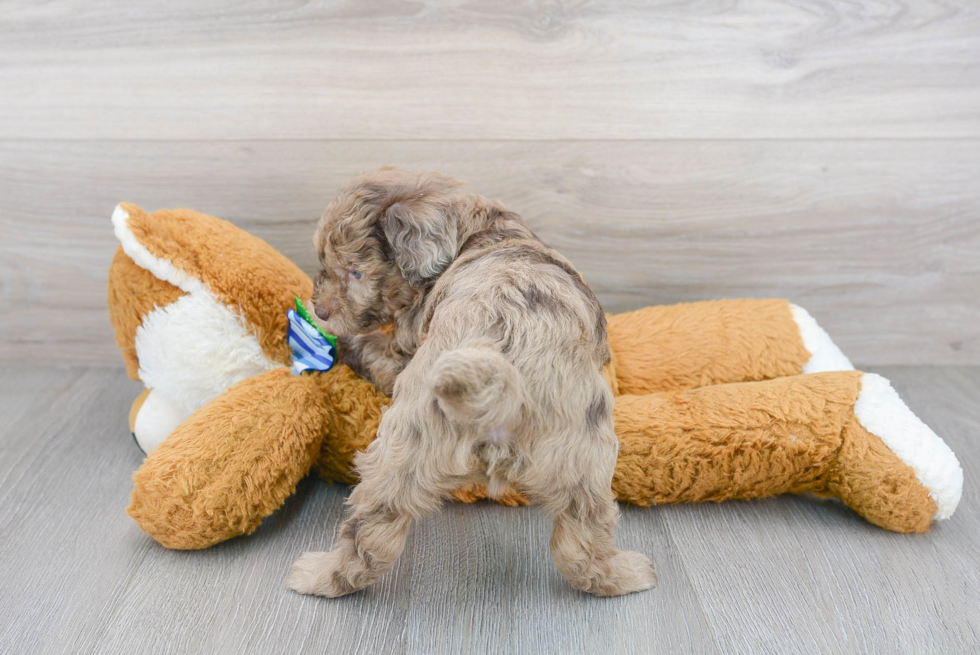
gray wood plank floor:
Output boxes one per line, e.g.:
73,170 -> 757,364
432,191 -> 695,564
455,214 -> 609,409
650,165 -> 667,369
1,366 -> 977,654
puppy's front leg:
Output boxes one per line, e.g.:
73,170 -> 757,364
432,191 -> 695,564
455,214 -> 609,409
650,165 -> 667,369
286,402 -> 445,597
286,501 -> 411,598
338,330 -> 409,395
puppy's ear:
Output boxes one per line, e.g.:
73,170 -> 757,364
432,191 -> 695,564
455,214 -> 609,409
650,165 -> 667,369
380,175 -> 462,287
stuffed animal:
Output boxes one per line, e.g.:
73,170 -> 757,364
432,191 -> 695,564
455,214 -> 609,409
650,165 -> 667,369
108,203 -> 963,550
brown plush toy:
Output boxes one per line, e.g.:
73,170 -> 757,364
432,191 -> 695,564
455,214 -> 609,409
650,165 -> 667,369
107,204 -> 963,550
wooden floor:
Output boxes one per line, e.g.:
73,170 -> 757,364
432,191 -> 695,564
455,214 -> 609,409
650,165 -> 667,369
0,365 -> 977,654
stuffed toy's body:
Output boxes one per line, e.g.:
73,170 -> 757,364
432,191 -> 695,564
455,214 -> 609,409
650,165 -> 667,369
107,204 -> 963,550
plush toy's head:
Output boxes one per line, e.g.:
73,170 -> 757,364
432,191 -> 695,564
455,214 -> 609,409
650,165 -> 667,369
108,202 -> 315,451
108,203 -> 392,548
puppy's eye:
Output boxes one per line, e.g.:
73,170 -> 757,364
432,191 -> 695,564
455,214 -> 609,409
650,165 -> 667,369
350,270 -> 362,280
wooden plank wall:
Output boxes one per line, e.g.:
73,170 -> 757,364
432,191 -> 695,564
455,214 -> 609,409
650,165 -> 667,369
1,1 -> 978,366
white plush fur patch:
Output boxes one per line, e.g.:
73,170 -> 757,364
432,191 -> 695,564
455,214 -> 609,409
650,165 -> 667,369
854,373 -> 963,520
133,389 -> 187,454
134,285 -> 280,418
790,304 -> 854,373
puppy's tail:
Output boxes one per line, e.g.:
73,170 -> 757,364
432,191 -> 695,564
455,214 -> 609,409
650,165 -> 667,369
427,347 -> 524,430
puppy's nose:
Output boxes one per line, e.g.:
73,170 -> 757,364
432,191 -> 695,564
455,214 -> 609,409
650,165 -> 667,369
314,305 -> 330,321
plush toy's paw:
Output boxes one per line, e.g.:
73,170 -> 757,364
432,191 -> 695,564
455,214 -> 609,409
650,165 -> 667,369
286,550 -> 358,598
789,304 -> 854,373
853,373 -> 963,521
129,388 -> 188,454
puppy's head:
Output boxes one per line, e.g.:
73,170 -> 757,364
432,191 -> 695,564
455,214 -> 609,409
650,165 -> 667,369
312,168 -> 466,336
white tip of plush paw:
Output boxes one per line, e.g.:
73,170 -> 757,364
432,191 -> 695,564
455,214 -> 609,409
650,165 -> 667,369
790,304 -> 854,373
286,551 -> 353,598
855,373 -> 964,520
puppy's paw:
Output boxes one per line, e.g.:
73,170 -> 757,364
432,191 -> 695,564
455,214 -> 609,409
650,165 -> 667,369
285,550 -> 356,598
594,550 -> 658,597
611,550 -> 658,595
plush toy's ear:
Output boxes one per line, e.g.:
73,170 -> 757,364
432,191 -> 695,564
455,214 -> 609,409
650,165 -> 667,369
379,173 -> 464,287
107,243 -> 185,380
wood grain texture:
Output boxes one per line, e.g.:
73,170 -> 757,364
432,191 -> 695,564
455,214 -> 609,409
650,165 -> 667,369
2,139 -> 978,366
0,367 -> 715,655
0,366 -> 977,653
0,0 -> 978,139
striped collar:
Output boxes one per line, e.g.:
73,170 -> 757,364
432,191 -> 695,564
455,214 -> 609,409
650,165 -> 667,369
287,298 -> 337,375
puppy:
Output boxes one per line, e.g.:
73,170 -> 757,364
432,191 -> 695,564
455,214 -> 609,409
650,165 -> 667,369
286,168 -> 656,597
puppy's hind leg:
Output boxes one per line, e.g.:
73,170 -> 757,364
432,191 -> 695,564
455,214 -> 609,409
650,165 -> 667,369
549,481 -> 657,597
286,412 -> 443,598
544,424 -> 657,597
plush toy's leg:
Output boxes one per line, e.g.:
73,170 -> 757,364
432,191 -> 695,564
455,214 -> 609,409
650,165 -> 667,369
128,368 -> 331,549
439,299 -> 853,510
611,371 -> 962,532
607,299 -> 853,394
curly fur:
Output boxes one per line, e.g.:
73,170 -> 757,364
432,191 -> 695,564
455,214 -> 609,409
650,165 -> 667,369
288,168 -> 656,598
